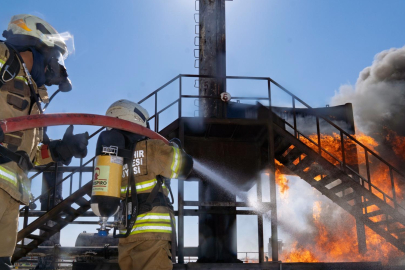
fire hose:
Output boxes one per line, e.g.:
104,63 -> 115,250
0,113 -> 169,144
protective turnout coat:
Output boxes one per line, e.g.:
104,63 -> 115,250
0,43 -> 54,205
119,139 -> 192,243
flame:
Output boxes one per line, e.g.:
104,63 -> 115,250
283,242 -> 320,262
282,201 -> 403,264
275,160 -> 289,196
313,201 -> 321,221
299,132 -> 405,202
386,130 -> 405,161
279,129 -> 405,264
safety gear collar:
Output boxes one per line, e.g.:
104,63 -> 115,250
29,47 -> 46,87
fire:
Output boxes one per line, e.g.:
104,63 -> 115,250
282,201 -> 403,264
299,131 -> 405,202
280,129 -> 405,265
299,132 -> 379,166
275,160 -> 289,196
283,242 -> 320,262
386,130 -> 405,161
313,201 -> 321,221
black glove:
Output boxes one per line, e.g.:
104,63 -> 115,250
49,125 -> 89,165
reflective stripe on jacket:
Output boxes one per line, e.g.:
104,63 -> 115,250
119,140 -> 184,242
0,42 -> 53,205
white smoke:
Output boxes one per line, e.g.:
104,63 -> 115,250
331,46 -> 405,136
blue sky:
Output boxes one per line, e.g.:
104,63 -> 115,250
3,0 -> 405,256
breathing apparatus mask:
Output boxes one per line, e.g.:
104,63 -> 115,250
44,50 -> 72,92
3,27 -> 74,93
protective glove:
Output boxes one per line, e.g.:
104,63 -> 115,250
49,125 -> 89,165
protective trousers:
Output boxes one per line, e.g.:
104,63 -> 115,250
0,189 -> 19,270
118,240 -> 172,270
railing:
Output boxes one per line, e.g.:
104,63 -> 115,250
138,74 -> 405,217
19,127 -> 104,233
17,73 -> 405,262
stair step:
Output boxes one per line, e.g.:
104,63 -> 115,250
75,197 -> 90,207
363,200 -> 376,207
373,219 -> 395,227
389,227 -> 405,234
365,209 -> 384,218
343,191 -> 357,202
27,234 -> 47,241
294,157 -> 314,172
329,182 -> 352,194
40,225 -> 58,233
64,207 -> 78,217
274,139 -> 292,156
15,244 -> 30,250
52,217 -> 69,226
284,147 -> 303,163
320,175 -> 339,186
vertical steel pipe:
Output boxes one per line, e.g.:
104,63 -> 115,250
257,177 -> 264,263
178,118 -> 185,263
267,80 -> 279,261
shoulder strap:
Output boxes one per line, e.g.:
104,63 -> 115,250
0,145 -> 34,172
0,42 -> 21,88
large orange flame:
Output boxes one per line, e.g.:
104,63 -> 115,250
279,130 -> 405,265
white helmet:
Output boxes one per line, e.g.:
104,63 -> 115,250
3,14 -> 74,60
106,100 -> 150,128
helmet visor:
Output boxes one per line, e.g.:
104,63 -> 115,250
42,31 -> 75,60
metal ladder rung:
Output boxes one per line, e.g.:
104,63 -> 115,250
15,244 -> 30,250
365,209 -> 384,218
329,182 -> 351,194
27,234 -> 47,241
64,207 -> 78,217
75,197 -> 90,207
343,191 -> 357,202
40,225 -> 58,232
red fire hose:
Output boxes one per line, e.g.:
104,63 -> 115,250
0,113 -> 169,144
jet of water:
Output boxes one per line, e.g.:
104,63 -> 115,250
193,159 -> 269,213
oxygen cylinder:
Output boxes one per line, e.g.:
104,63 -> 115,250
91,129 -> 127,235
91,146 -> 123,219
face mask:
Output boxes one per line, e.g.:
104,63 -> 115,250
29,47 -> 46,87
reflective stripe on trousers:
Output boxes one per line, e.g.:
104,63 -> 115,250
120,213 -> 172,235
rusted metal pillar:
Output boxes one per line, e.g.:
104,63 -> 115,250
268,81 -> 279,262
199,0 -> 227,118
198,1 -> 238,263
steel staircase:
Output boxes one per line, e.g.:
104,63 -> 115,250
12,181 -> 92,263
272,122 -> 405,253
11,74 -> 405,264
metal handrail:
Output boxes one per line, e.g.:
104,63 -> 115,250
138,74 -> 405,212
21,127 -> 104,213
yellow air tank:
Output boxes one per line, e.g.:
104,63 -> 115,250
91,146 -> 124,234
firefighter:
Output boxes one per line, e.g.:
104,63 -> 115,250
0,15 -> 88,269
100,99 -> 193,270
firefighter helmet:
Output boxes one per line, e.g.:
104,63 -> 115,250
3,14 -> 74,60
106,100 -> 150,128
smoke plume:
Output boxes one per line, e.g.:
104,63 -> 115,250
331,46 -> 405,138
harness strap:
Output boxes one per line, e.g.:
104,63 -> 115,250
0,42 -> 20,88
0,145 -> 33,172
